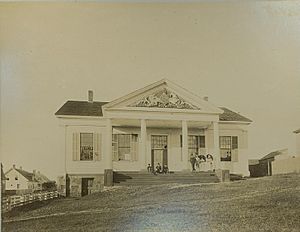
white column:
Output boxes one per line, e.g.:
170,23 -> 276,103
213,121 -> 220,170
106,118 -> 113,169
140,119 -> 147,169
182,120 -> 189,170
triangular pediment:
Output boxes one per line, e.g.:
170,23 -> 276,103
129,88 -> 200,110
103,79 -> 223,114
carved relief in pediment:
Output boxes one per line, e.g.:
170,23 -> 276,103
129,88 -> 200,110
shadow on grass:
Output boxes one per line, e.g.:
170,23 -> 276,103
3,199 -> 58,218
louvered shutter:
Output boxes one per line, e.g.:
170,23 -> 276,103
94,133 -> 102,161
231,136 -> 238,162
72,133 -> 79,161
112,134 -> 118,161
131,134 -> 138,161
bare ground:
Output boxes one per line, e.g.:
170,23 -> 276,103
2,173 -> 300,232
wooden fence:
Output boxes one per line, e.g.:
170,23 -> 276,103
2,191 -> 59,212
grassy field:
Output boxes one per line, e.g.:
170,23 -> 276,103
2,173 -> 300,232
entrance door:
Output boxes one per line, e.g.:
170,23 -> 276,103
81,178 -> 94,197
151,135 -> 168,169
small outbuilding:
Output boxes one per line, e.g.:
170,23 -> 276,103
249,149 -> 288,177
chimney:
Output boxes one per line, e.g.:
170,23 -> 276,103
33,170 -> 36,175
204,96 -> 208,101
88,90 -> 93,103
13,164 -> 16,169
19,166 -> 22,170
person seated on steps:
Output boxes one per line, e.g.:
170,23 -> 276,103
147,163 -> 152,173
155,163 -> 162,174
162,164 -> 169,174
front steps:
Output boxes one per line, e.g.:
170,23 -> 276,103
113,171 -> 220,186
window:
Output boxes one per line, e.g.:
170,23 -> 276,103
113,134 -> 138,161
80,133 -> 93,161
73,132 -> 101,161
151,135 -> 168,149
17,184 -> 20,189
220,136 -> 238,162
15,177 -> 18,180
180,135 -> 205,155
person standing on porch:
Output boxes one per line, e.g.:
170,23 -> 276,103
190,153 -> 197,171
206,154 -> 214,171
199,154 -> 206,171
147,164 -> 152,173
195,154 -> 200,171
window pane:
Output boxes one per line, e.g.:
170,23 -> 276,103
199,136 -> 205,148
80,133 -> 93,161
220,136 -> 231,149
118,134 -> 131,148
115,134 -> 137,161
220,136 -> 232,161
151,135 -> 167,149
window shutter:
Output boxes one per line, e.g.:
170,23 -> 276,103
131,134 -> 138,161
232,136 -> 238,149
232,136 -> 238,162
72,133 -> 79,161
199,136 -> 205,148
232,149 -> 238,162
112,134 -> 118,161
94,133 -> 102,161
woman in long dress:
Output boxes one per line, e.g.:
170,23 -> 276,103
198,154 -> 206,171
206,154 -> 214,171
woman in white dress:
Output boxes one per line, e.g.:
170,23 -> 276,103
198,154 -> 206,171
206,154 -> 214,171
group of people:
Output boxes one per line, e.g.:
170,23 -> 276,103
146,153 -> 214,174
147,163 -> 169,175
190,153 -> 214,172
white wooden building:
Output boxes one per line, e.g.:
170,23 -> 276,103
55,79 -> 252,197
5,165 -> 45,194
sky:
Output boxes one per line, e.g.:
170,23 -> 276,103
1,2 -> 300,180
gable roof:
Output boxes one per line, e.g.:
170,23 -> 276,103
55,100 -> 251,123
55,101 -> 108,117
102,79 -> 224,114
219,107 -> 252,123
5,167 -> 51,183
35,172 -> 51,183
15,169 -> 36,182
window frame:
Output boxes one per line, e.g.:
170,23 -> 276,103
180,135 -> 205,149
219,136 -> 238,162
113,134 -> 138,161
79,133 -> 94,161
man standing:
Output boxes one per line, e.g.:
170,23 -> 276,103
190,153 -> 197,172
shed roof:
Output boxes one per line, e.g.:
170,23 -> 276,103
260,149 -> 287,161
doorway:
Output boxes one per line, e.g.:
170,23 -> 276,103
81,178 -> 94,197
151,135 -> 168,169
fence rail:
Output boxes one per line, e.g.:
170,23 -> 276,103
2,191 -> 59,212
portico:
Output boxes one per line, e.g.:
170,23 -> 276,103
104,118 -> 221,173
